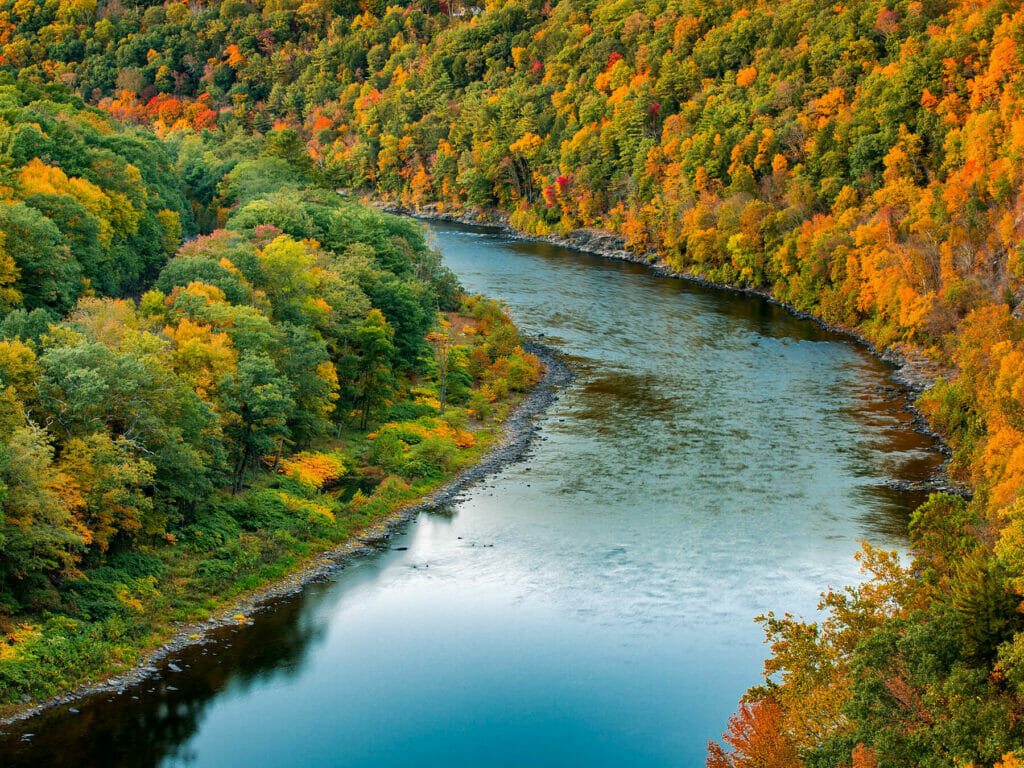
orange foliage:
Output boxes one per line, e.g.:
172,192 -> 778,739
706,698 -> 802,768
736,66 -> 757,87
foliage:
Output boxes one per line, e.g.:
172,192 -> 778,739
0,93 -> 536,707
9,1 -> 1024,758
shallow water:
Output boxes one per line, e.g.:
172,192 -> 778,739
1,223 -> 941,767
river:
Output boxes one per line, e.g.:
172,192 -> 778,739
1,222 -> 941,767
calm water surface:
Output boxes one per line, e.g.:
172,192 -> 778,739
2,224 -> 941,767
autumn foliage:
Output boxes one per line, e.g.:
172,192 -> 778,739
279,451 -> 346,490
4,0 -> 1024,759
706,698 -> 801,768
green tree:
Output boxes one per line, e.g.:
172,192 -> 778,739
344,308 -> 395,430
221,354 -> 295,492
0,425 -> 84,614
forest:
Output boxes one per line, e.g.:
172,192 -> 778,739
0,80 -> 541,712
2,0 -> 1024,763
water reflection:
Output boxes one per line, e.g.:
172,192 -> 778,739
1,223 -> 943,767
2,575 -> 341,767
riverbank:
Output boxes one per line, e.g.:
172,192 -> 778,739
374,200 -> 966,498
0,340 -> 573,729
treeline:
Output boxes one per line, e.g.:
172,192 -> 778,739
6,0 -> 1024,762
0,80 -> 189,316
0,81 -> 543,706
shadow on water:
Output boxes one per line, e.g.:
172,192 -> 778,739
854,484 -> 934,541
2,587 -> 329,767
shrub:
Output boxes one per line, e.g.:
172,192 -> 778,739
385,400 -> 438,421
401,435 -> 456,480
365,429 -> 404,471
179,508 -> 241,551
228,488 -> 290,531
468,391 -> 493,421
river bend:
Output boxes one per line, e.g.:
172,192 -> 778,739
1,222 -> 941,767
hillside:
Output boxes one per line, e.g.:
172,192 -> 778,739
0,82 -> 542,716
3,0 -> 1024,763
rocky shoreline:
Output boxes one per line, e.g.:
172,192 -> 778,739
375,200 -> 967,498
0,340 -> 574,730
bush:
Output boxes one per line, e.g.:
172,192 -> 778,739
179,508 -> 241,551
107,551 -> 166,580
0,616 -> 111,704
445,352 -> 474,404
227,488 -> 290,531
60,569 -> 130,622
441,409 -> 469,431
385,400 -> 438,421
468,391 -> 493,421
401,435 -> 456,480
365,429 -> 405,471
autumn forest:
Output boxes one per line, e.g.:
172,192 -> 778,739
2,0 -> 1024,764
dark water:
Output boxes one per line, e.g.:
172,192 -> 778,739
2,224 -> 940,767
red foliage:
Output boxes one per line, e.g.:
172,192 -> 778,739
706,698 -> 802,768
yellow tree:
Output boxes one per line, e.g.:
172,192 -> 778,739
58,433 -> 156,552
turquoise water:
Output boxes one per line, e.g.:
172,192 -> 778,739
1,223 -> 940,767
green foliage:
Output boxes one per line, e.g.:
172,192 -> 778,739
401,435 -> 456,480
0,203 -> 80,314
844,613 -> 1024,767
7,0 -> 1024,761
385,400 -> 439,422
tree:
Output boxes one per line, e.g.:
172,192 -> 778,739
220,354 -> 295,492
58,433 -> 156,552
706,698 -> 802,768
0,228 -> 22,313
0,203 -> 81,314
275,323 -> 338,446
346,308 -> 395,430
0,424 -> 86,613
256,235 -> 320,324
427,322 -> 454,415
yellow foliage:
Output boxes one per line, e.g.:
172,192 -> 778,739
17,158 -> 116,246
0,623 -> 42,662
277,491 -> 336,522
509,132 -> 543,156
279,451 -> 346,489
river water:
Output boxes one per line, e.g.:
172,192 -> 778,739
2,223 -> 940,767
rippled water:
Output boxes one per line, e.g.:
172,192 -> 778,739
1,223 -> 940,767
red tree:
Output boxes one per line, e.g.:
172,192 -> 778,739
706,698 -> 802,768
